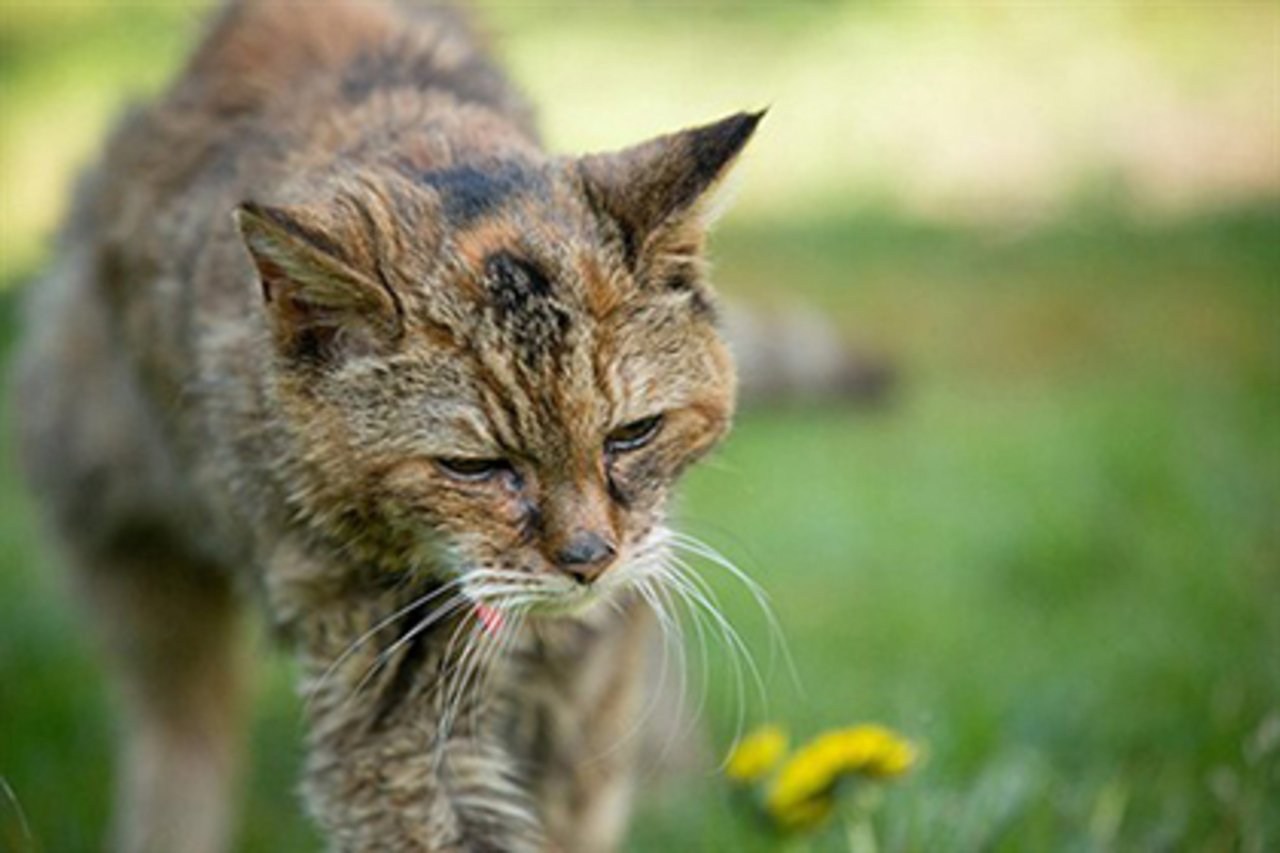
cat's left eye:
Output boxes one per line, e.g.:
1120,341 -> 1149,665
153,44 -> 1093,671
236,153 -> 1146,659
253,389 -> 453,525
605,414 -> 664,454
436,457 -> 511,482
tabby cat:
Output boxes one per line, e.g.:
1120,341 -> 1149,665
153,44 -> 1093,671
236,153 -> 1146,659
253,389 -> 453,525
15,0 -> 763,851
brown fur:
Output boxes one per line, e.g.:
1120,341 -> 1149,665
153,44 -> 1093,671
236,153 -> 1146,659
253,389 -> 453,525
14,1 -> 759,850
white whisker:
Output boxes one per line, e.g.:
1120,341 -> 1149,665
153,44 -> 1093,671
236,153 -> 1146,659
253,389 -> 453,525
668,531 -> 801,695
345,592 -> 472,711
667,554 -> 766,703
304,576 -> 470,716
431,609 -> 484,769
660,555 -> 764,766
585,577 -> 677,767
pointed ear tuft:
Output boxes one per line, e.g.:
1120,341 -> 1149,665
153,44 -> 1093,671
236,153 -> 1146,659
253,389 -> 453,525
235,201 -> 403,364
577,110 -> 764,263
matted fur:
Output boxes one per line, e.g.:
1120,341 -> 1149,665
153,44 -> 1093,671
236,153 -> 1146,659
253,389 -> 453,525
14,1 -> 761,851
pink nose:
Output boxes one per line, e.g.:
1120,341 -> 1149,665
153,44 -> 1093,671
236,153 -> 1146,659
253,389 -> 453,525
553,531 -> 617,584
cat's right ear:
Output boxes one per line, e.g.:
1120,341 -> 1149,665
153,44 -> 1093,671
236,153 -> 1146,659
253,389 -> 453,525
577,110 -> 763,265
234,201 -> 403,363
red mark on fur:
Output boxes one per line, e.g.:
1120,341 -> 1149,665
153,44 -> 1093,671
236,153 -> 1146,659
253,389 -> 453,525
475,602 -> 505,635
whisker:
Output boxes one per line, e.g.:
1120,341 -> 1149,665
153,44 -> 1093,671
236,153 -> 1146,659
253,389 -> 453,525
651,561 -> 724,753
466,606 -> 527,750
667,554 -> 766,704
430,609 -> 485,769
303,576 -> 470,716
617,536 -> 724,764
661,556 -> 765,766
441,619 -> 487,749
643,574 -> 699,768
345,592 -> 473,712
621,557 -> 706,769
668,531 -> 801,696
653,567 -> 709,737
437,592 -> 540,763
585,577 -> 676,767
469,576 -> 544,596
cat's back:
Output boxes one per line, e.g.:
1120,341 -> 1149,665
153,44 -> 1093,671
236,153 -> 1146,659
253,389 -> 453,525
93,0 -> 532,275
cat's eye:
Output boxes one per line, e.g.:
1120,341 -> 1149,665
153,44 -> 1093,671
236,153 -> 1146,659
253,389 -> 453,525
605,414 -> 664,454
436,457 -> 511,482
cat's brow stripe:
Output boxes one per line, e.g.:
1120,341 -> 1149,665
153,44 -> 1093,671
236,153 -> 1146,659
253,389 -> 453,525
419,163 -> 541,226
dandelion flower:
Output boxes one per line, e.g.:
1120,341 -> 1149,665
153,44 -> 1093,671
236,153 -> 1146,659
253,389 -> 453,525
725,725 -> 788,783
772,793 -> 836,832
766,724 -> 917,830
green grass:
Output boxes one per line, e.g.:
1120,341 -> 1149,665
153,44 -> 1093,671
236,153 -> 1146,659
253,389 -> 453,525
1,208 -> 1277,851
2,3 -> 1276,848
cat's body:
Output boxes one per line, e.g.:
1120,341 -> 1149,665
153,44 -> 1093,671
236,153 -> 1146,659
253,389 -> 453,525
16,1 -> 761,850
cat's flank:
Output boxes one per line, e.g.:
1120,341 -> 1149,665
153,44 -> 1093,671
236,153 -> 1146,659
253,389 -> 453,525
14,1 -> 760,851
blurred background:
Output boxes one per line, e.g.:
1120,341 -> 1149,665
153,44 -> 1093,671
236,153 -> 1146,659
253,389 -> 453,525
1,1 -> 1276,850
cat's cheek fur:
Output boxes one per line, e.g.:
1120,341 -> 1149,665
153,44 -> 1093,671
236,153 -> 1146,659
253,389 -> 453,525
606,406 -> 729,525
379,462 -> 529,557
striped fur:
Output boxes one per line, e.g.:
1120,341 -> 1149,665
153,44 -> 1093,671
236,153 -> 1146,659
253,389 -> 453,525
13,1 -> 758,851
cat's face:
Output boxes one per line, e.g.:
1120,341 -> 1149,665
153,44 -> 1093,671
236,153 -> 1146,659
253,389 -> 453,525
238,112 -> 759,613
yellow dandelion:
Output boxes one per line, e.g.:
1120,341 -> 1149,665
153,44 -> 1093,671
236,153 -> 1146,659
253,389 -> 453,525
773,794 -> 835,832
765,724 -> 917,830
725,724 -> 788,783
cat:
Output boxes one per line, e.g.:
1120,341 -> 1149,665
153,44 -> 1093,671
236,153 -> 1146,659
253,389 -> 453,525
13,0 -> 764,850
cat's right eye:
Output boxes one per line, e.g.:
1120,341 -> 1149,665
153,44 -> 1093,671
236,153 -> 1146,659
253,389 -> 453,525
605,414 -> 664,454
436,457 -> 511,482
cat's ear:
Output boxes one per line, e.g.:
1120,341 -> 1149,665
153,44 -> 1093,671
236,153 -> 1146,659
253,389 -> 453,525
234,201 -> 402,363
577,110 -> 763,263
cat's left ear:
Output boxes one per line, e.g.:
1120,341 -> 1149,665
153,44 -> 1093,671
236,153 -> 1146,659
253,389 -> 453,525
577,110 -> 763,265
235,201 -> 404,364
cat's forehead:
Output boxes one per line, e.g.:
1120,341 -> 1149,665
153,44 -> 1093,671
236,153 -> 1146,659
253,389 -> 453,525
392,159 -> 713,450
404,251 -> 689,457
409,161 -> 635,339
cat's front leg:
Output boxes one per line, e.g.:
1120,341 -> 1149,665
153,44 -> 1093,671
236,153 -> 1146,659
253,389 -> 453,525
267,548 -> 543,852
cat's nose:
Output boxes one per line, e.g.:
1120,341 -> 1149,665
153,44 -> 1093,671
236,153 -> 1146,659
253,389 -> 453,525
553,531 -> 617,585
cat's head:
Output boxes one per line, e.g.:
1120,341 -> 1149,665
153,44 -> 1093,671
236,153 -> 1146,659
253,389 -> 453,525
236,111 -> 760,614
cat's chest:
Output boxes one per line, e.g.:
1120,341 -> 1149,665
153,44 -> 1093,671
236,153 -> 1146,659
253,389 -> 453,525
498,605 -> 652,763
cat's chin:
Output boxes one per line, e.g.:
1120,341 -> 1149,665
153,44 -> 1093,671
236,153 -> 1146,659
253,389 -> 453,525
521,580 -> 639,624
526,588 -> 608,620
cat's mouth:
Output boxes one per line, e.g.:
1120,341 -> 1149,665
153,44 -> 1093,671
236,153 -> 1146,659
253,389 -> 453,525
524,585 -> 605,618
462,563 -> 630,628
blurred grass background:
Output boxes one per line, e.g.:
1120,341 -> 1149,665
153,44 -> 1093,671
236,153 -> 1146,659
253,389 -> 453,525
1,1 -> 1277,850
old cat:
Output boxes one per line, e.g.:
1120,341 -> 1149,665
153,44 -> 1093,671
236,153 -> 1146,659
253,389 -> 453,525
15,0 -> 765,851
